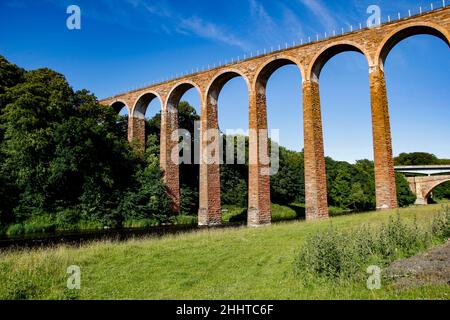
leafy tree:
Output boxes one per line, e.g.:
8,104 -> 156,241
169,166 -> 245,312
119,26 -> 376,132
118,134 -> 171,223
0,55 -> 25,109
1,68 -> 74,219
221,163 -> 248,207
145,102 -> 201,214
330,167 -> 352,208
395,152 -> 441,165
395,173 -> 416,207
0,62 -> 163,227
0,56 -> 25,224
49,90 -> 137,226
271,147 -> 304,204
180,186 -> 199,216
220,135 -> 248,207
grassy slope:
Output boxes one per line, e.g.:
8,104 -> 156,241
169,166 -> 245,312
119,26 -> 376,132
0,205 -> 448,300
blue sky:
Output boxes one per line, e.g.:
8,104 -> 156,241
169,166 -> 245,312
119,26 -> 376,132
0,0 -> 449,162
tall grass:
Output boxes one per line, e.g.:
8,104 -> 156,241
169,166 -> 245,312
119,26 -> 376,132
0,205 -> 448,300
294,206 -> 450,281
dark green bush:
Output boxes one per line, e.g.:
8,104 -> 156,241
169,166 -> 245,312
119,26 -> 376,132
395,173 -> 417,207
180,186 -> 199,216
55,207 -> 81,230
172,215 -> 198,225
6,223 -> 25,236
23,214 -> 56,235
122,218 -> 161,228
431,205 -> 450,238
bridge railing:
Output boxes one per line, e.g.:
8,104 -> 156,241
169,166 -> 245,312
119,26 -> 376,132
394,165 -> 450,176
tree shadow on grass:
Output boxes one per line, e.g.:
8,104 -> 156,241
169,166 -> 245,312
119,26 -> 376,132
226,204 -> 307,224
287,204 -> 306,220
228,208 -> 248,224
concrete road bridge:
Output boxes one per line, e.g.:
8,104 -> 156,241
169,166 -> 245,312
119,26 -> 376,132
395,165 -> 450,205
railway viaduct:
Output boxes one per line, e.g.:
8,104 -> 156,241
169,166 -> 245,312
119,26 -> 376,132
100,7 -> 450,227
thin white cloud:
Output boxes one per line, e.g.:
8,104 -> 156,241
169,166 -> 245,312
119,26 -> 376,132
248,0 -> 279,44
299,0 -> 337,30
179,17 -> 249,50
55,0 -> 249,49
128,0 -> 249,47
124,0 -> 171,17
247,0 -> 306,46
249,0 -> 275,25
281,7 -> 305,39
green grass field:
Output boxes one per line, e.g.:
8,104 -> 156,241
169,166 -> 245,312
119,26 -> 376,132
0,205 -> 448,300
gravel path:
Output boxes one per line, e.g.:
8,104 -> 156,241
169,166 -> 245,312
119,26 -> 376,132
385,240 -> 450,289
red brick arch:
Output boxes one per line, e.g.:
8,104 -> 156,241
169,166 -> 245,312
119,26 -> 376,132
127,92 -> 163,156
132,91 -> 162,119
110,99 -> 130,114
376,23 -> 450,208
253,55 -> 304,89
166,80 -> 202,111
205,69 -> 250,102
247,56 -> 305,225
161,81 -> 202,214
307,41 -> 372,82
376,22 -> 450,67
303,41 -> 372,217
198,69 -> 250,225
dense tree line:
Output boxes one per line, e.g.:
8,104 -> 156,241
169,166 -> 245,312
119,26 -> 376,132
0,56 -> 171,234
3,56 -> 447,235
394,152 -> 450,166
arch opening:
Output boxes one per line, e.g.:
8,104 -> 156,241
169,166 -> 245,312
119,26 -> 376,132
133,92 -> 161,120
168,83 -> 200,110
255,58 -> 299,90
262,59 -> 305,218
310,44 -> 366,82
111,101 -> 128,114
428,180 -> 450,203
425,179 -> 450,203
206,71 -> 249,223
385,31 -> 450,208
111,101 -> 129,140
132,92 -> 162,148
319,50 -> 375,212
207,71 -> 248,103
378,25 -> 450,66
386,34 -> 450,162
166,82 -> 201,217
